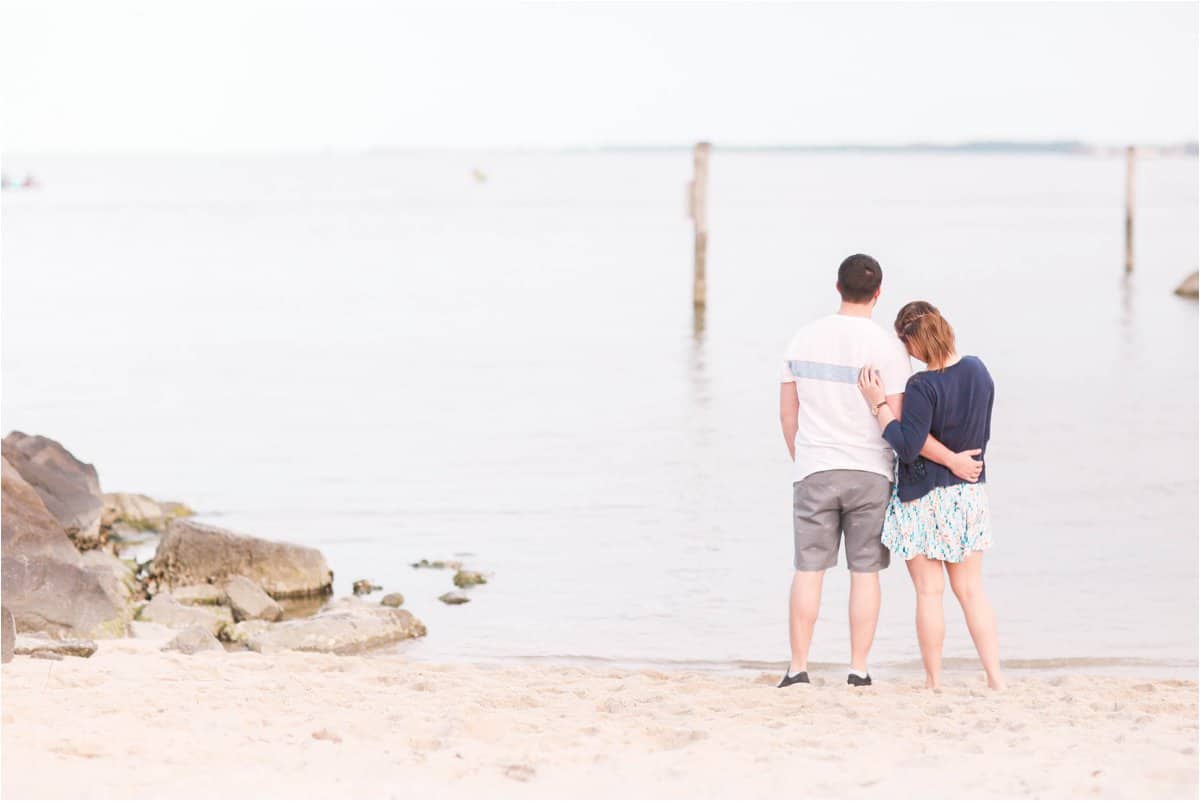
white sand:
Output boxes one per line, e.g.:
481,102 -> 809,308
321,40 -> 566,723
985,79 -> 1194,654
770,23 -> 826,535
2,637 -> 1196,799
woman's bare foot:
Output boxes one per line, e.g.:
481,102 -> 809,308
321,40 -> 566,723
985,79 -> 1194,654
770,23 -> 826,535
925,674 -> 940,690
986,674 -> 1006,691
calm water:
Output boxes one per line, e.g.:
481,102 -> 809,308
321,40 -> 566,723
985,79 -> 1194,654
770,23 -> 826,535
2,151 -> 1197,676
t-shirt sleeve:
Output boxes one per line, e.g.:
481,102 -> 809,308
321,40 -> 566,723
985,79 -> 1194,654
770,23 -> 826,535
779,358 -> 795,383
779,336 -> 797,383
879,338 -> 913,395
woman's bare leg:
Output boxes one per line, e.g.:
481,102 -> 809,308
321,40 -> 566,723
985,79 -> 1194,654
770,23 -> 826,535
906,555 -> 946,689
946,552 -> 1004,690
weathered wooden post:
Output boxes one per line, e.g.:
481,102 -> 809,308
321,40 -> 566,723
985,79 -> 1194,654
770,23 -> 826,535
689,142 -> 711,307
1125,145 -> 1136,273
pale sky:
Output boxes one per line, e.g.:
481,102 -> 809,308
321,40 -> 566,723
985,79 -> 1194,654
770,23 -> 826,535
1,1 -> 1196,152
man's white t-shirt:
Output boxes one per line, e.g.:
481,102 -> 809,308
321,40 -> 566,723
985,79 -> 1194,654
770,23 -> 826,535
779,314 -> 913,484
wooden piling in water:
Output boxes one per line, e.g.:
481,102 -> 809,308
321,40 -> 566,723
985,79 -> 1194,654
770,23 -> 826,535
1125,145 -> 1136,273
690,142 -> 711,307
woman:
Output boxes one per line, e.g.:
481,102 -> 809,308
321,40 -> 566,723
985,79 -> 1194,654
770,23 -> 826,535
857,301 -> 1004,690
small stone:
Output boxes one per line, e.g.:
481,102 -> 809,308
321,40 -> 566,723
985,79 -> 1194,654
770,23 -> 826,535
352,579 -> 382,596
452,570 -> 487,588
380,593 -> 405,608
410,559 -> 462,570
162,625 -> 223,655
439,591 -> 470,605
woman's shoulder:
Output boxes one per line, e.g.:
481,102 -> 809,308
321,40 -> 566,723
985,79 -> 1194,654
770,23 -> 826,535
957,355 -> 995,390
959,354 -> 992,376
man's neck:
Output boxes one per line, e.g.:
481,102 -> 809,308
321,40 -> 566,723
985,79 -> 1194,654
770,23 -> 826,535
837,302 -> 874,319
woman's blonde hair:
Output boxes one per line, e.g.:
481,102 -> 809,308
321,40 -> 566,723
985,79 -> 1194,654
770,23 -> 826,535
894,301 -> 956,368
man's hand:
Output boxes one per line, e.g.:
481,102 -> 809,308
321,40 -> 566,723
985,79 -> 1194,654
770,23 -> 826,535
945,449 -> 984,482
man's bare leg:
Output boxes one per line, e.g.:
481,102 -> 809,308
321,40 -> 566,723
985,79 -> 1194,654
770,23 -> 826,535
788,570 -> 825,673
848,571 -> 881,674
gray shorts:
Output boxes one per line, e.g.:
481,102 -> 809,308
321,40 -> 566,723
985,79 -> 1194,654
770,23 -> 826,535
793,470 -> 892,573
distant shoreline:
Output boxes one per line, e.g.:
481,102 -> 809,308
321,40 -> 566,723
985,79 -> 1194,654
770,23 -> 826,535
580,140 -> 1200,157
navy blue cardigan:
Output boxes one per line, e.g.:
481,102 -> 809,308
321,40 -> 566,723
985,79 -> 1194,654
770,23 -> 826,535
882,356 -> 994,502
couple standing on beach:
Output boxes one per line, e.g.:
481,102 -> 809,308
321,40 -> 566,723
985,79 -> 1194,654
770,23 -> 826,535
777,254 -> 1004,691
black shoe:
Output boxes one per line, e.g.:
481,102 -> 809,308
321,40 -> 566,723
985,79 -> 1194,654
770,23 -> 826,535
777,670 -> 810,688
847,673 -> 872,687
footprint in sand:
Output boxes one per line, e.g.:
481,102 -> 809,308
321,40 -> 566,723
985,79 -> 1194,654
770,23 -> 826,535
503,764 -> 536,782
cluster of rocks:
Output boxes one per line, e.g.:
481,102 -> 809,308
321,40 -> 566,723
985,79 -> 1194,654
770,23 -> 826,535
1,432 -> 427,664
410,558 -> 489,605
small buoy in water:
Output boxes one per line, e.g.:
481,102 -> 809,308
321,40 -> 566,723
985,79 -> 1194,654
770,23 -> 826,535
472,167 -> 487,184
1174,271 -> 1199,299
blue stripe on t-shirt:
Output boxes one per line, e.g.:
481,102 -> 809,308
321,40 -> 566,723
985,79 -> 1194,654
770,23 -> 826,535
787,360 -> 860,384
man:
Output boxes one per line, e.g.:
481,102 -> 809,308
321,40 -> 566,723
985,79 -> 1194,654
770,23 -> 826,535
777,254 -> 981,688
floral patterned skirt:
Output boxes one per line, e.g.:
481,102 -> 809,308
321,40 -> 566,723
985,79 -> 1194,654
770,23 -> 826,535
881,481 -> 992,563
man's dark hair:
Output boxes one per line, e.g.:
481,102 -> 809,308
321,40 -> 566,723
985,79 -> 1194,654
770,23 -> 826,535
837,254 -> 882,303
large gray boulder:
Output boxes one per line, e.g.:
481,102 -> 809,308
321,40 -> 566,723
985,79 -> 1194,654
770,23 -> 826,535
150,519 -> 332,599
1,457 -> 80,563
224,575 -> 283,622
2,556 -> 130,638
245,599 -> 425,655
136,594 -> 232,639
2,432 -> 103,550
1,457 -> 131,638
1,606 -> 13,663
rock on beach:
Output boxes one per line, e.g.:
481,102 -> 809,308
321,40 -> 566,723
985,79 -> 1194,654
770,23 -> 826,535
150,519 -> 333,599
245,599 -> 425,654
136,594 -> 233,639
162,625 -> 223,655
12,634 -> 97,658
1,452 -> 132,638
224,575 -> 283,622
1,606 -> 14,663
2,432 -> 104,550
452,570 -> 487,588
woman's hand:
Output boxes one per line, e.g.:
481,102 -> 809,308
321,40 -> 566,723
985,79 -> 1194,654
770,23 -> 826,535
857,365 -> 888,408
946,449 -> 984,482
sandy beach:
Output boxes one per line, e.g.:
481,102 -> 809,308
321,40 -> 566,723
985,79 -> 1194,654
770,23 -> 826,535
2,638 -> 1196,800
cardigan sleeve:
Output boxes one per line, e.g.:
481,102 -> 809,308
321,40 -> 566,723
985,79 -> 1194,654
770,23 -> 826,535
882,376 -> 935,464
